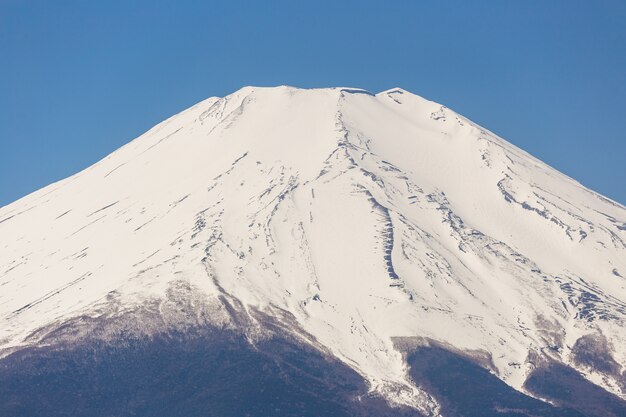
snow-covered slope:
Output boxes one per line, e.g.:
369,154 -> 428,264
1,86 -> 625,414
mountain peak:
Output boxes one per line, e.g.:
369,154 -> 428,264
1,85 -> 625,414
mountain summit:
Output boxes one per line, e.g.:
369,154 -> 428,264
1,86 -> 625,417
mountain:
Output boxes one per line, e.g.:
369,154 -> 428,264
1,86 -> 625,417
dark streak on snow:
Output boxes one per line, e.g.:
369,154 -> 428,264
4,262 -> 24,275
134,216 -> 157,232
7,272 -> 92,319
55,210 -> 71,219
360,187 -> 399,280
104,163 -> 126,178
87,201 -> 119,217
0,206 -> 35,225
67,215 -> 107,238
339,88 -> 375,97
0,215 -> 16,224
208,152 -> 249,192
171,194 -> 190,206
138,127 -> 183,156
132,250 -> 160,268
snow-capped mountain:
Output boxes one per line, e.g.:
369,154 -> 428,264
1,86 -> 625,417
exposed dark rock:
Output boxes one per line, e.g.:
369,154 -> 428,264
572,333 -> 621,376
406,344 -> 585,417
525,361 -> 626,417
0,328 -> 422,417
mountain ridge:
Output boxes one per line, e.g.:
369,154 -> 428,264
1,85 -> 625,416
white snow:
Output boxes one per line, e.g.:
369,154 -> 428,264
1,85 -> 625,407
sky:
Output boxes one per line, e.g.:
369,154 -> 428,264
0,0 -> 625,206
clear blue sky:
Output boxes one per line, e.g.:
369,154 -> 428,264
1,0 -> 625,206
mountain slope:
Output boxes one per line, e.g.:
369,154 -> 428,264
1,86 -> 625,416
